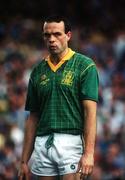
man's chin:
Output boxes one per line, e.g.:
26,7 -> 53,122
49,49 -> 59,55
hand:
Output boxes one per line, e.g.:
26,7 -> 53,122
77,153 -> 94,180
18,163 -> 30,180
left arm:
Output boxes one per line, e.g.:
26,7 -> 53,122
77,100 -> 97,178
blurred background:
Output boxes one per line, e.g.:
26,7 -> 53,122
0,0 -> 125,179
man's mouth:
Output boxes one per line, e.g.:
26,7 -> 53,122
49,46 -> 57,50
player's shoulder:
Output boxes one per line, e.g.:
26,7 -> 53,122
30,59 -> 46,76
33,58 -> 46,70
74,52 -> 95,67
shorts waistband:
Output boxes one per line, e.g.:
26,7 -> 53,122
43,133 -> 82,150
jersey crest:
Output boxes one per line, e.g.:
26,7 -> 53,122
61,70 -> 74,86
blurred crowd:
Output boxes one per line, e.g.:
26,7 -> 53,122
0,17 -> 125,180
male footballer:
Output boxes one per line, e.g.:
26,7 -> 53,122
18,15 -> 99,180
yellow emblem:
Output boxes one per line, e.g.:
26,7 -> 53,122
61,71 -> 74,86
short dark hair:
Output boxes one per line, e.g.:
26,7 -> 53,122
44,15 -> 71,33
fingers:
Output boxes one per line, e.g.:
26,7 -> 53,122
18,171 -> 30,180
18,172 -> 24,180
79,165 -> 93,180
76,161 -> 81,173
18,163 -> 30,180
83,165 -> 93,175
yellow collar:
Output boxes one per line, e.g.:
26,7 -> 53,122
45,48 -> 75,72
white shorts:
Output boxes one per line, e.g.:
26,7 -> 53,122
31,133 -> 83,176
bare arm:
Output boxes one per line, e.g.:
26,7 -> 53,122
21,111 -> 39,163
18,112 -> 39,180
83,100 -> 97,155
77,100 -> 97,178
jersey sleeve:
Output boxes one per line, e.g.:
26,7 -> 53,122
80,64 -> 99,102
25,77 -> 39,112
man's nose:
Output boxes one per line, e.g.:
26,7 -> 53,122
49,35 -> 55,42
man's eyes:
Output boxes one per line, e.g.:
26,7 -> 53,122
53,32 -> 62,36
43,32 -> 62,37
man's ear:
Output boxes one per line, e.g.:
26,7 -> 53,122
66,31 -> 72,41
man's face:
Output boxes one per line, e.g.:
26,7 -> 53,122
43,21 -> 71,55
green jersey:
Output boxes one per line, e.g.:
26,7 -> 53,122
25,49 -> 99,136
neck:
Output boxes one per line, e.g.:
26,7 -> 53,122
50,48 -> 69,65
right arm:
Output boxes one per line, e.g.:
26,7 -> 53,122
18,111 -> 39,180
